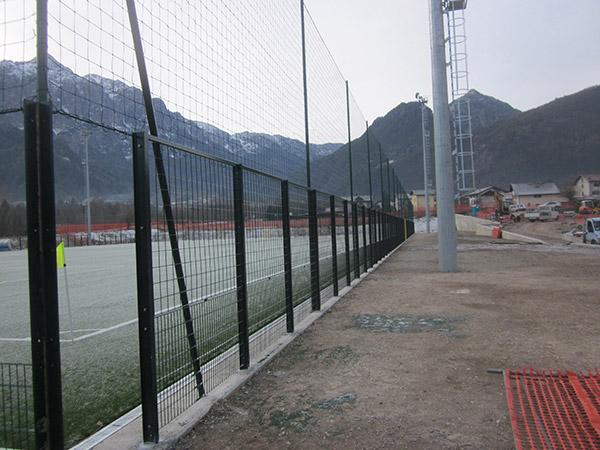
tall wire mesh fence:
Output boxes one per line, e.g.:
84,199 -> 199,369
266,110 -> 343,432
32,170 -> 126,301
0,0 -> 415,447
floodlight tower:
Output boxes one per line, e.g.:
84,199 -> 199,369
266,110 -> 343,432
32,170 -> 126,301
444,0 -> 475,195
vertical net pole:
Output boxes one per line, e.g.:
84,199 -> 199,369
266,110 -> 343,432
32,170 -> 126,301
366,122 -> 374,208
345,81 -> 354,201
126,0 -> 204,394
300,0 -> 311,188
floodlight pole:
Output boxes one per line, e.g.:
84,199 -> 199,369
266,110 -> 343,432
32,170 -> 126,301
429,0 -> 457,271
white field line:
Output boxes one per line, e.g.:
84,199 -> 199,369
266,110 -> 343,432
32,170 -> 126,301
71,238 -> 398,450
70,298 -> 313,450
0,253 -> 337,343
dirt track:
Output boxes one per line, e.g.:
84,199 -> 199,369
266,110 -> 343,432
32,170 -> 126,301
174,233 -> 600,450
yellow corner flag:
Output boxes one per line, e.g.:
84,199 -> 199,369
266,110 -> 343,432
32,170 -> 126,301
56,242 -> 66,269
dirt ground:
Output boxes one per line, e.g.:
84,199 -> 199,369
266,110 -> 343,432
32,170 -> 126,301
503,216 -> 582,244
174,233 -> 600,450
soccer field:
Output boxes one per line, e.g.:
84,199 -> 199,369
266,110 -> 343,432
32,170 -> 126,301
0,229 -> 360,446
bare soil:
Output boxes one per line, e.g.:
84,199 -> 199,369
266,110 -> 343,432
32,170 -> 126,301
174,233 -> 600,450
503,216 -> 581,244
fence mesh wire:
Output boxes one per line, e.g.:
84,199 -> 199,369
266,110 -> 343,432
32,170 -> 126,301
316,192 -> 333,300
0,0 -> 415,446
148,142 -> 238,426
244,171 -> 286,360
0,0 -> 35,114
0,363 -> 33,450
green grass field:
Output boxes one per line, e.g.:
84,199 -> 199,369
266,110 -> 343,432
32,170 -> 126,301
0,228 -> 365,447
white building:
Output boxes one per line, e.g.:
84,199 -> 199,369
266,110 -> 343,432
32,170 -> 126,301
509,183 -> 567,207
573,175 -> 600,200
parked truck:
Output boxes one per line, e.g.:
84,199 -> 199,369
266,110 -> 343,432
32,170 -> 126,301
583,218 -> 600,244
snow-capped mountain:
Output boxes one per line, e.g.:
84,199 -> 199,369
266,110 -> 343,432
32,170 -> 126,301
0,57 -> 341,201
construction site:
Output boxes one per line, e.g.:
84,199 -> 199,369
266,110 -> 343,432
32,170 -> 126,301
1,0 -> 599,449
171,232 -> 600,450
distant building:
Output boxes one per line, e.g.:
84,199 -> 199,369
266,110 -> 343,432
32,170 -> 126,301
510,183 -> 567,207
462,186 -> 506,209
410,190 -> 436,212
573,175 -> 600,200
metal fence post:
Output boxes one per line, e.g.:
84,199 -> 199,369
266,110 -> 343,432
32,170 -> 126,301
352,203 -> 360,279
378,211 -> 383,260
386,214 -> 390,254
368,208 -> 374,268
233,165 -> 250,369
362,206 -> 368,274
330,196 -> 338,296
373,210 -> 378,262
308,189 -> 321,311
24,99 -> 64,450
281,181 -> 294,333
132,132 -> 159,443
385,214 -> 389,254
343,200 -> 351,285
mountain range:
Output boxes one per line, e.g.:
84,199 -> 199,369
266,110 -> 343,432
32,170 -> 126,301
1,57 -> 599,201
310,86 -> 600,195
0,58 -> 340,201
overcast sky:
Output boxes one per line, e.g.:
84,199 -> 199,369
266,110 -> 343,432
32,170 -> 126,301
306,0 -> 600,122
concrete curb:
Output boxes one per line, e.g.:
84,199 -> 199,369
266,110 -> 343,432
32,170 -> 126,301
455,214 -> 546,245
72,238 -> 411,450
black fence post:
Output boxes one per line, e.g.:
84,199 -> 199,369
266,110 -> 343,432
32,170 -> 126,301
362,206 -> 368,274
343,200 -> 351,286
352,203 -> 360,279
374,209 -> 379,264
387,215 -> 390,253
24,99 -> 64,450
382,213 -> 386,255
132,132 -> 159,443
330,196 -> 338,296
378,211 -> 383,260
368,209 -> 374,268
281,181 -> 294,333
308,189 -> 321,311
233,165 -> 250,369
